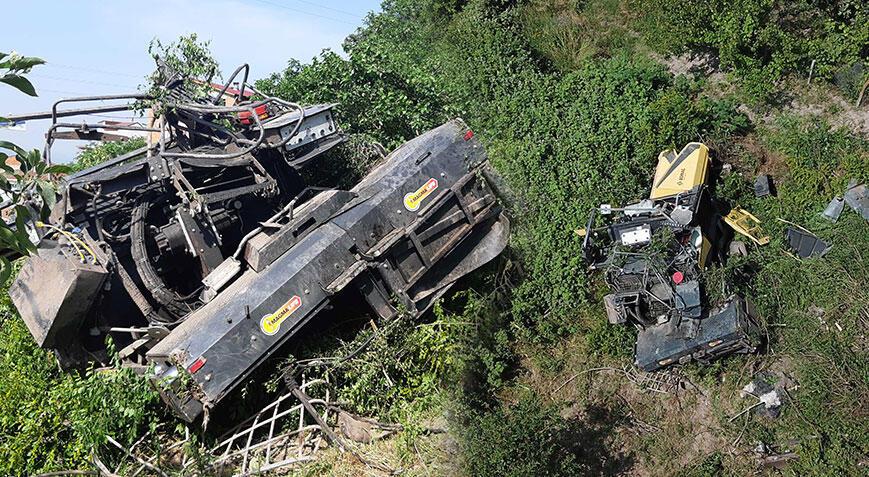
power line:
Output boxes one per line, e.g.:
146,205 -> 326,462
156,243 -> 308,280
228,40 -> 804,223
36,87 -> 133,97
247,0 -> 359,26
289,0 -> 365,18
30,73 -> 139,91
44,62 -> 142,79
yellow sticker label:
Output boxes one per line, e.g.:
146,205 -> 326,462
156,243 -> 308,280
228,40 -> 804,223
403,178 -> 438,211
260,295 -> 302,336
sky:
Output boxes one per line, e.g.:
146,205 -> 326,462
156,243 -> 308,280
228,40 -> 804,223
1,0 -> 382,160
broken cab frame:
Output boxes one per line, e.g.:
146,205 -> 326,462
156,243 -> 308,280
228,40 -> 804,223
7,63 -> 510,421
580,142 -> 761,371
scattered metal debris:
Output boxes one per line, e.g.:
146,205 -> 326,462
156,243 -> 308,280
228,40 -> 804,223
582,143 -> 761,372
753,441 -> 800,470
822,196 -> 845,222
725,207 -> 770,245
200,377 -> 332,476
785,227 -> 831,258
844,179 -> 868,220
823,179 -> 867,223
551,364 -> 689,398
623,365 -> 684,395
754,174 -> 773,197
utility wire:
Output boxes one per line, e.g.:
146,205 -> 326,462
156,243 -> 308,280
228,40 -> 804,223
289,0 -> 366,18
247,0 -> 359,26
36,87 -> 132,97
30,73 -> 139,90
43,62 -> 142,79
36,87 -> 110,96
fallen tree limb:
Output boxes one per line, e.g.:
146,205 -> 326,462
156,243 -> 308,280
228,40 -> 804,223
550,367 -> 623,396
91,454 -> 119,477
287,378 -> 347,452
106,435 -> 169,477
326,404 -> 447,434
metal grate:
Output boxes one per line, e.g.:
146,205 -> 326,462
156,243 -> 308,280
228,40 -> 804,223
624,365 -> 683,394
201,377 -> 333,476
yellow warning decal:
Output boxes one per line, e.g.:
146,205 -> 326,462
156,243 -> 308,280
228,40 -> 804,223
403,178 -> 438,211
261,295 -> 302,336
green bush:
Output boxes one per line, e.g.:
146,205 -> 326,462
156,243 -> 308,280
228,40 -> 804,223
0,137 -> 159,475
72,137 -> 146,172
456,394 -> 585,476
0,288 -> 159,475
256,2 -> 457,150
258,2 -> 753,472
635,0 -> 869,100
744,118 -> 867,475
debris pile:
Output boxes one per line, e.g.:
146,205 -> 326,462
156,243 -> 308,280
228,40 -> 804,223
581,142 -> 761,371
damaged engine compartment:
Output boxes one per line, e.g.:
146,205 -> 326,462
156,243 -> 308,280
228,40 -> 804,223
8,63 -> 510,422
580,142 -> 761,371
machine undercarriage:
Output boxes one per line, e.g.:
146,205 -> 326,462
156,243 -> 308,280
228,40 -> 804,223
8,64 -> 509,421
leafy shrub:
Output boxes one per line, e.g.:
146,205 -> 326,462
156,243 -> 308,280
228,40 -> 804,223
72,137 -> 146,172
141,33 -> 220,110
294,286 -> 511,422
0,287 -> 159,475
635,0 -> 869,100
709,117 -> 869,474
455,394 -> 585,476
255,2 -> 457,150
0,137 -> 158,475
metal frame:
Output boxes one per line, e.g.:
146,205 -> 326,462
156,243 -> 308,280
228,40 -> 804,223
202,378 -> 331,476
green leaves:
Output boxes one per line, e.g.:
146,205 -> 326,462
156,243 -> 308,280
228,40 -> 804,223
0,53 -> 45,70
0,140 -> 26,158
634,0 -> 869,101
140,34 -> 220,112
71,137 -> 145,172
0,316 -> 158,474
0,52 -> 60,280
0,256 -> 11,285
0,74 -> 37,96
0,52 -> 45,96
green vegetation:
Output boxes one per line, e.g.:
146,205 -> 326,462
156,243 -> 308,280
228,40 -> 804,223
637,0 -> 869,100
0,53 -> 71,278
141,34 -> 220,110
257,1 -> 866,474
0,137 -> 157,474
0,272 -> 160,475
72,137 -> 146,172
455,394 -> 587,477
0,0 -> 866,475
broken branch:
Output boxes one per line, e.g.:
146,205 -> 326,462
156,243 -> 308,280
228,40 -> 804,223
105,435 -> 169,477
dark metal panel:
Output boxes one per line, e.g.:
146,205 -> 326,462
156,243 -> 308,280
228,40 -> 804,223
142,119 -> 510,420
244,190 -> 355,272
147,223 -> 357,401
